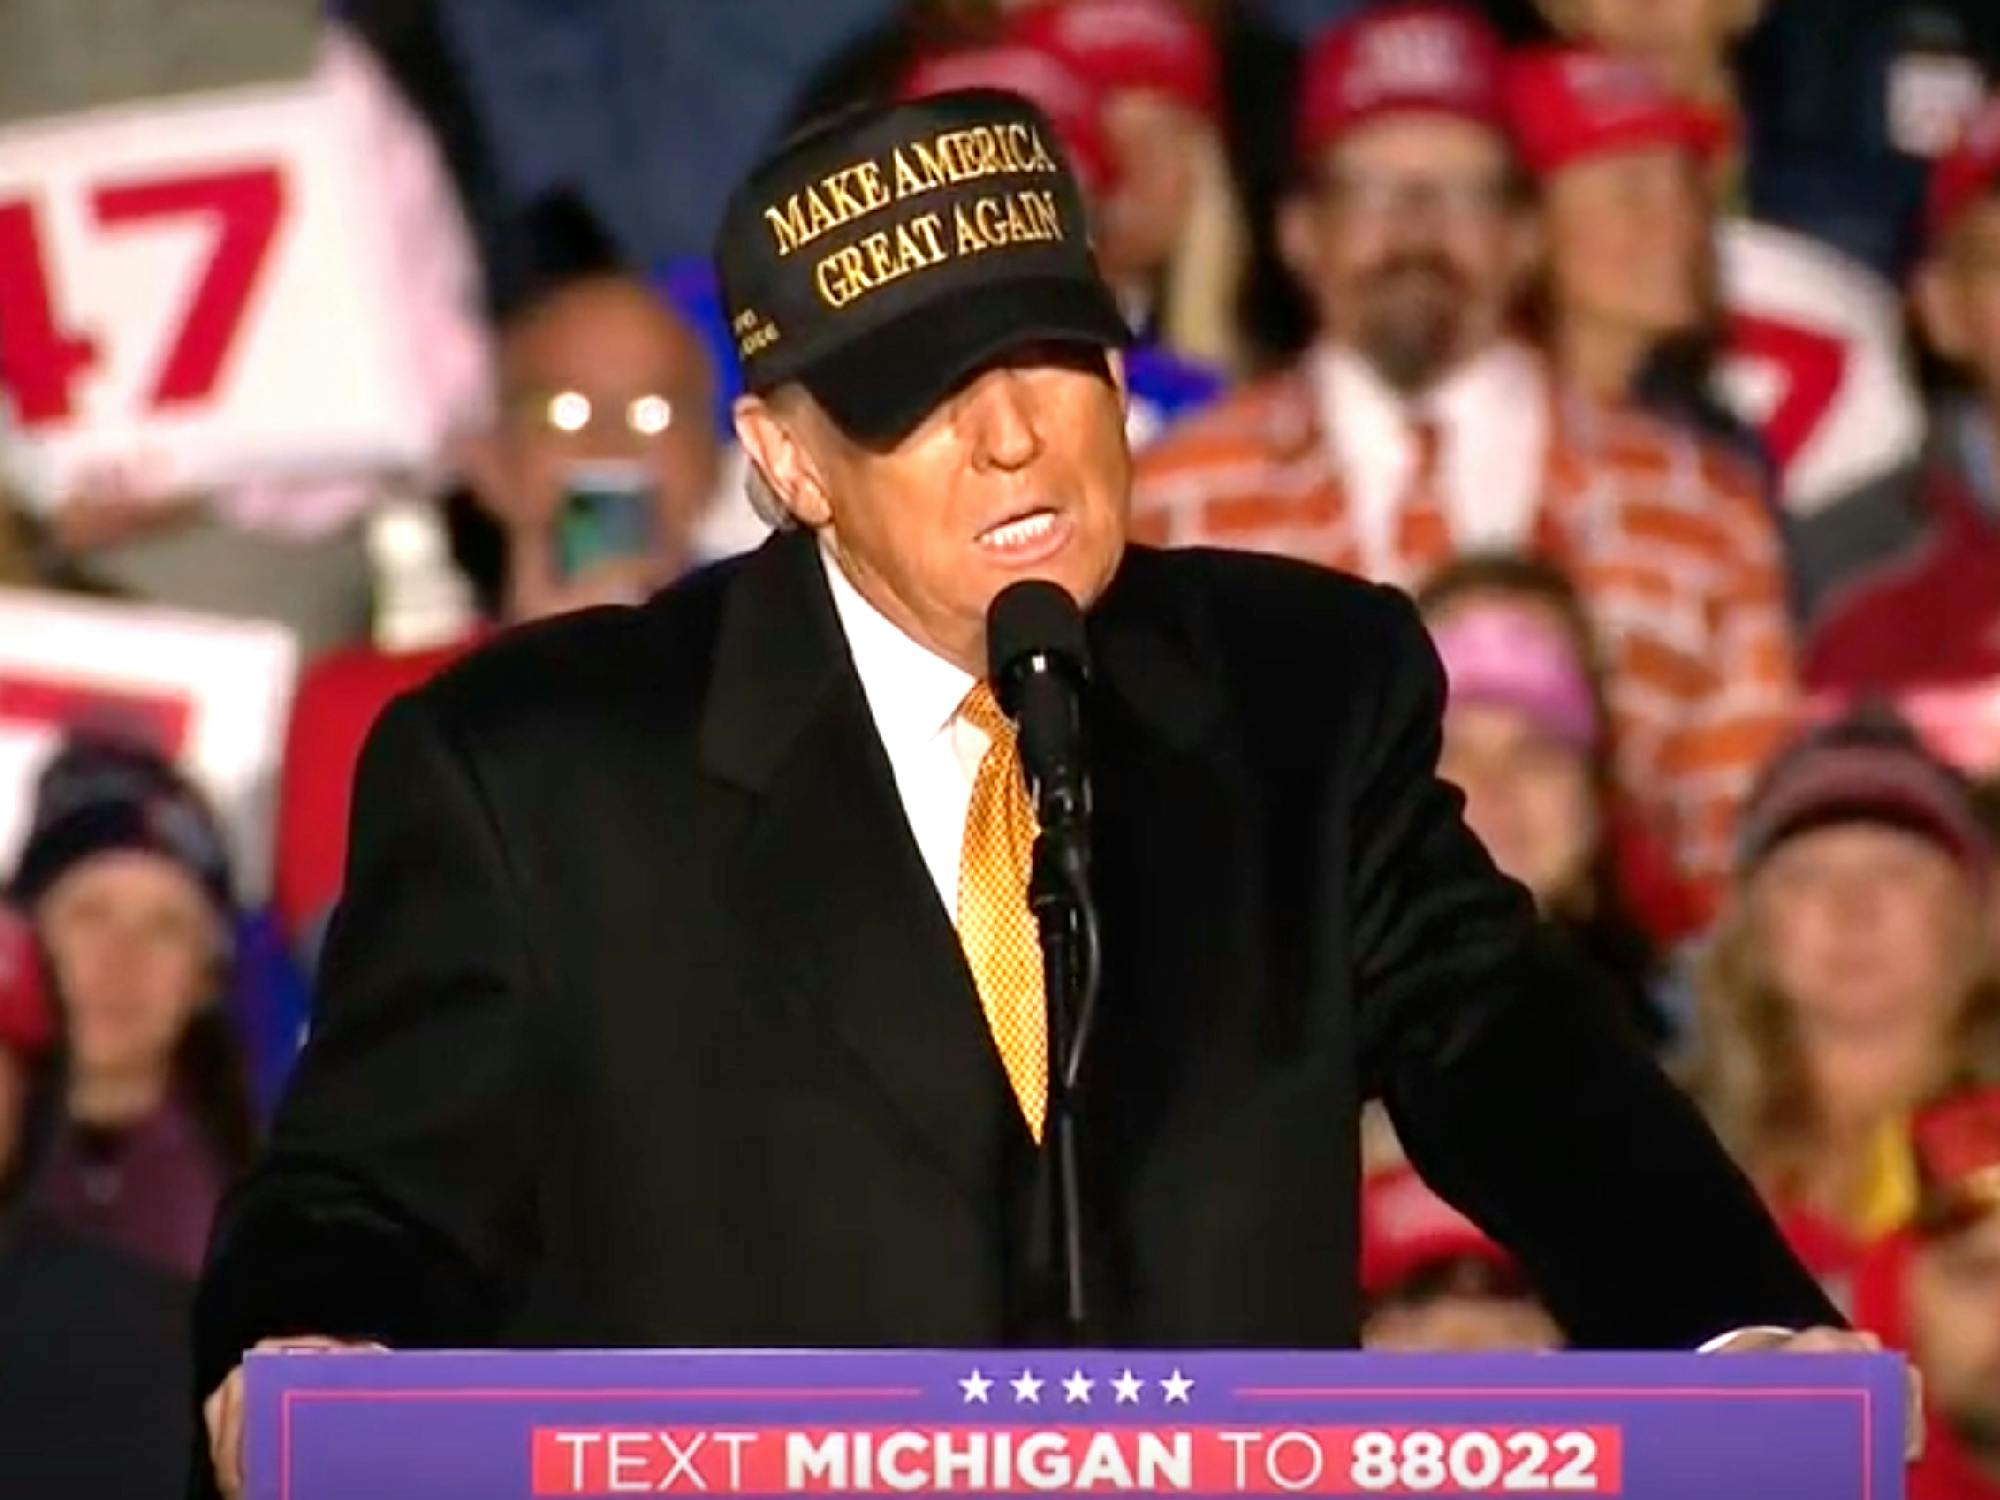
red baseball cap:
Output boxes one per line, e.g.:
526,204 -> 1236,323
1927,96 -> 2000,250
901,45 -> 1118,194
1505,44 -> 1726,178
1010,0 -> 1220,121
1296,3 -> 1507,162
1360,1165 -> 1513,1299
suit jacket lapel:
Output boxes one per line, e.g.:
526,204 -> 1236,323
693,537 -> 1277,1226
697,532 -> 1023,1201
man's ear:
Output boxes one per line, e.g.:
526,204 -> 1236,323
1915,255 -> 1971,364
733,393 -> 833,530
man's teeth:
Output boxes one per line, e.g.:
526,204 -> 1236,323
981,511 -> 1056,548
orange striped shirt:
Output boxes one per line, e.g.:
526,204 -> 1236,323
1134,360 -> 1797,897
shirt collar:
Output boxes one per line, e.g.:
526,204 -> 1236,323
1313,339 -> 1541,426
1432,341 -> 1542,428
820,543 -> 976,755
1313,342 -> 1401,457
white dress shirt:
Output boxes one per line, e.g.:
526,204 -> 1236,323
1311,340 -> 1550,578
822,546 -> 988,916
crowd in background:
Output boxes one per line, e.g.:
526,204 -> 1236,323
4,1 -> 2000,1497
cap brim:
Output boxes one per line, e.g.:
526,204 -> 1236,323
1303,102 -> 1507,162
1533,110 -> 1723,178
1753,778 -> 1988,878
797,275 -> 1131,446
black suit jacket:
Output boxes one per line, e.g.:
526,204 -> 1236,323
195,532 -> 1834,1398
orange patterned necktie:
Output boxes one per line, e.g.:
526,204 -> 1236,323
1390,414 -> 1452,588
955,682 -> 1048,1140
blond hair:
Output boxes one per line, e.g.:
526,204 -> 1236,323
1155,123 -> 1251,376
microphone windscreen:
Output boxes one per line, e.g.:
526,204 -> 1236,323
986,581 -> 1087,694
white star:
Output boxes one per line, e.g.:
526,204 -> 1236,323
1012,1369 -> 1045,1404
1062,1370 -> 1094,1405
1160,1369 -> 1193,1404
1111,1369 -> 1145,1404
960,1370 -> 993,1404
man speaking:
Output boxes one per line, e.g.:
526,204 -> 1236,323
196,91 -> 1862,1497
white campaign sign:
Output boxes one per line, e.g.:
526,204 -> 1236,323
1716,221 -> 1925,518
0,590 -> 297,902
0,70 -> 443,509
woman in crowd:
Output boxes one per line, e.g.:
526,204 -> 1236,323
1504,39 -> 1927,619
1419,554 -> 1687,1044
1686,708 -> 2000,1294
1011,0 -> 1251,372
1503,43 -> 1756,466
7,734 -> 255,1280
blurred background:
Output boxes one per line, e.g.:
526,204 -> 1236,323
2,2 -> 1999,1497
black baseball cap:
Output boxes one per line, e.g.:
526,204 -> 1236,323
715,89 -> 1129,445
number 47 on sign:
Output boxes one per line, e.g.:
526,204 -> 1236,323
0,166 -> 283,426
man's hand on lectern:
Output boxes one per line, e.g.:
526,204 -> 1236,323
205,1336 -> 385,1498
1711,1327 -> 1924,1461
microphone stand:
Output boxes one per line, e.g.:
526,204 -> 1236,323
1029,828 -> 1099,1347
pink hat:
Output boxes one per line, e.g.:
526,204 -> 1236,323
1296,2 -> 1507,162
1505,44 -> 1727,179
1927,95 -> 2000,249
1010,0 -> 1220,120
900,45 -> 1118,194
1430,603 -> 1600,751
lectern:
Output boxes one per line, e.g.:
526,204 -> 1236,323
247,1348 -> 1905,1499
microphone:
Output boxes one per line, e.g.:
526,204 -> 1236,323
986,580 -> 1099,1344
985,581 -> 1091,838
